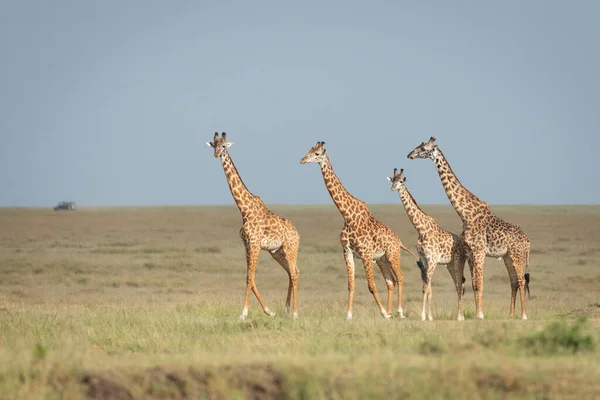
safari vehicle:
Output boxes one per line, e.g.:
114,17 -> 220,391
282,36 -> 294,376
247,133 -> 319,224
54,201 -> 76,211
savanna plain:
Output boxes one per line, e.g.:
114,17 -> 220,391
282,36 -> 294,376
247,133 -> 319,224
1,205 -> 599,399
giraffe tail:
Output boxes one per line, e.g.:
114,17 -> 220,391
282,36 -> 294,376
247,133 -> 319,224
524,250 -> 531,299
417,259 -> 428,284
400,244 -> 420,261
400,244 -> 426,283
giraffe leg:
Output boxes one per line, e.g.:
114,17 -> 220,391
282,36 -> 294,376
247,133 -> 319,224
427,280 -> 433,321
241,241 -> 275,319
450,249 -> 467,321
240,241 -> 259,320
503,252 -> 527,320
468,250 -> 486,320
343,246 -> 356,320
269,243 -> 300,320
421,281 -> 428,321
269,249 -> 292,309
360,252 -> 390,319
376,257 -> 396,316
424,257 -> 437,321
386,248 -> 405,318
418,257 -> 431,321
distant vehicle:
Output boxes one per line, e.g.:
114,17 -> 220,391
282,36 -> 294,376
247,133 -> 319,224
54,201 -> 76,211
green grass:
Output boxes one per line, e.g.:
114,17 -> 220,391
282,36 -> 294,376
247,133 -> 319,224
0,205 -> 599,399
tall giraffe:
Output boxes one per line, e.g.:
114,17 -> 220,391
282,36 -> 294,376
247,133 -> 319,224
408,137 -> 531,319
206,132 -> 300,320
387,168 -> 467,321
301,141 -> 419,320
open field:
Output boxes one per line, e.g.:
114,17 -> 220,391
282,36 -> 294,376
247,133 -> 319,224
1,205 -> 599,399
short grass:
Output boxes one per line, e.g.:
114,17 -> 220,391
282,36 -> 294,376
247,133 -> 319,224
1,205 -> 599,399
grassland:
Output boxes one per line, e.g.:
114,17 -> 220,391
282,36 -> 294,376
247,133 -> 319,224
0,205 -> 599,399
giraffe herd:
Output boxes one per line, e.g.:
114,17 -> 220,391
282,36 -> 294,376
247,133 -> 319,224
207,133 -> 531,322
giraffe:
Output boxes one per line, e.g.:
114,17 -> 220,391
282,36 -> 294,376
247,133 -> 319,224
387,168 -> 467,321
206,132 -> 300,320
408,137 -> 531,320
301,141 -> 420,320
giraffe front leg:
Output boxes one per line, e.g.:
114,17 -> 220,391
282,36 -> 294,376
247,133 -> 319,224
425,260 -> 437,321
469,250 -> 486,320
242,240 -> 275,319
240,242 -> 261,320
343,247 -> 356,320
418,257 -> 431,321
360,253 -> 390,319
421,282 -> 428,321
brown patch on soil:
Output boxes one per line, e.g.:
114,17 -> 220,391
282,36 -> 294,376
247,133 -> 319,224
476,372 -> 524,393
82,363 -> 286,400
567,306 -> 600,318
82,372 -> 133,400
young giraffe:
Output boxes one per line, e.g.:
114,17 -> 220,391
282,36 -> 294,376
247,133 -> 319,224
301,141 -> 420,320
206,132 -> 300,320
408,137 -> 531,320
387,168 -> 467,321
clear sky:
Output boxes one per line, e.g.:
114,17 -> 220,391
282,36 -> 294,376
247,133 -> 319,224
1,1 -> 598,207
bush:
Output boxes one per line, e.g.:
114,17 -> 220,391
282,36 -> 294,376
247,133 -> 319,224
521,318 -> 595,355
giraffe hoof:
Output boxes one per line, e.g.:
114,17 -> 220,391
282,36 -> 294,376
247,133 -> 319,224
427,315 -> 433,321
292,313 -> 298,320
421,315 -> 427,321
457,315 -> 465,321
239,314 -> 247,321
477,312 -> 484,320
383,314 -> 392,320
522,315 -> 528,320
345,312 -> 353,320
265,309 -> 276,317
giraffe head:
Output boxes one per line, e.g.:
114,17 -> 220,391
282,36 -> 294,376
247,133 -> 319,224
407,136 -> 438,160
300,141 -> 327,164
386,168 -> 407,191
206,132 -> 234,158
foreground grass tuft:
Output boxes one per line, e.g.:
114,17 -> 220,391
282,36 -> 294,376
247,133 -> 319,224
521,318 -> 596,355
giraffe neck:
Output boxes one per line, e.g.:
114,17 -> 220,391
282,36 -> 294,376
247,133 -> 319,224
398,185 -> 430,234
432,147 -> 487,221
318,155 -> 366,220
220,150 -> 254,214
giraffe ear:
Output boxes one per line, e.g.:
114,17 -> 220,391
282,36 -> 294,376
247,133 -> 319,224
403,177 -> 407,183
224,141 -> 234,148
386,176 -> 393,182
206,142 -> 214,147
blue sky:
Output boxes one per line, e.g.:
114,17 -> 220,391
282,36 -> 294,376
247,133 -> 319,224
1,1 -> 598,207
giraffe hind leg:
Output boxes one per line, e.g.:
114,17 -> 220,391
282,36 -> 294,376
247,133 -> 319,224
269,243 -> 300,320
376,257 -> 396,316
385,248 -> 405,318
360,252 -> 390,319
504,252 -> 528,320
